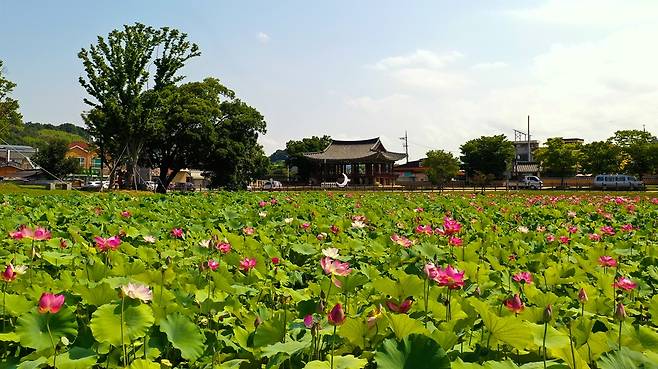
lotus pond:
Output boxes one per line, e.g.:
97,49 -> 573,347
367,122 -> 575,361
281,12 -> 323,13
1,191 -> 658,369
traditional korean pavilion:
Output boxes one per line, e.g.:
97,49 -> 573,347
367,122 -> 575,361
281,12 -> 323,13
303,137 -> 406,186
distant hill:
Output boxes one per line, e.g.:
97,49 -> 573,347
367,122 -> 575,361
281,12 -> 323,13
6,122 -> 90,149
269,149 -> 289,162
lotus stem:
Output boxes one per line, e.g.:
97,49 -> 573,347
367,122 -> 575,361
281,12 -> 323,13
46,314 -> 57,369
542,321 -> 547,369
330,325 -> 337,369
120,296 -> 127,367
568,322 -> 576,368
618,320 -> 622,351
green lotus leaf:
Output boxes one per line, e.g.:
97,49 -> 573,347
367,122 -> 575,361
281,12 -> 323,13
374,334 -> 450,369
260,338 -> 311,358
159,313 -> 205,361
55,347 -> 98,369
253,311 -> 286,347
338,317 -> 369,348
386,313 -> 428,340
16,308 -> 78,351
129,359 -> 160,369
470,298 -> 532,349
90,302 -> 154,346
73,282 -> 118,306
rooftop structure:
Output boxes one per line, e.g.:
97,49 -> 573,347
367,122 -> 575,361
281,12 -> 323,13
303,137 -> 406,186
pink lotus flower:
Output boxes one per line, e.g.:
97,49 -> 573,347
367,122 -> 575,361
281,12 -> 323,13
207,259 -> 219,271
386,298 -> 413,314
9,226 -> 28,240
303,314 -> 314,328
589,233 -> 601,241
578,288 -> 588,304
270,198 -> 278,205
621,224 -> 634,232
508,254 -> 517,262
443,217 -> 462,235
546,234 -> 556,242
424,263 -> 439,280
568,226 -> 578,234
415,224 -> 433,235
38,293 -> 65,314
320,257 -> 352,277
435,265 -> 465,290
1,264 -> 17,282
121,210 -> 131,217
316,232 -> 328,241
559,236 -> 570,244
330,225 -> 339,235
170,228 -> 184,238
300,223 -> 311,230
217,242 -> 231,254
600,226 -> 615,236
33,227 -> 51,241
258,201 -> 268,207
94,235 -> 121,252
448,236 -> 463,247
614,302 -> 627,321
613,277 -> 637,291
271,257 -> 280,265
239,258 -> 257,272
512,271 -> 533,285
504,294 -> 524,314
328,303 -> 346,325
243,227 -> 255,236
59,238 -> 68,249
598,255 -> 617,267
390,234 -> 413,248
414,207 -> 424,213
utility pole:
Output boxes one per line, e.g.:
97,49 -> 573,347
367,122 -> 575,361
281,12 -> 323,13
527,115 -> 531,162
399,131 -> 409,163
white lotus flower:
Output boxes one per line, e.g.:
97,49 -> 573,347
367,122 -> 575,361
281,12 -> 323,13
120,282 -> 153,303
322,247 -> 340,259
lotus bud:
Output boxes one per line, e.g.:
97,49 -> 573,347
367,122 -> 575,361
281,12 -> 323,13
475,286 -> 482,297
578,288 -> 588,304
328,303 -> 346,326
614,302 -> 627,321
543,304 -> 553,323
254,316 -> 263,328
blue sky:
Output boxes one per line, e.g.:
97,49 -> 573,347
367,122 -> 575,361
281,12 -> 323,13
2,0 -> 657,159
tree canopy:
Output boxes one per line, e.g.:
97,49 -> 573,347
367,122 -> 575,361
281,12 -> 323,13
607,130 -> 658,177
534,138 -> 581,179
78,23 -> 200,188
460,135 -> 514,179
580,141 -> 621,175
0,60 -> 22,139
424,150 -> 460,188
32,139 -> 80,178
285,135 -> 332,182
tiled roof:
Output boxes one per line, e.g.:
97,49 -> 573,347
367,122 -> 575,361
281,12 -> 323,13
515,163 -> 541,172
304,138 -> 406,162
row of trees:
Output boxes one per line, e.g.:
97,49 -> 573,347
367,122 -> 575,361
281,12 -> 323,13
79,23 -> 269,192
423,129 -> 658,187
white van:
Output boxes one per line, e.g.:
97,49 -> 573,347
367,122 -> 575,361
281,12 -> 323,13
593,175 -> 645,190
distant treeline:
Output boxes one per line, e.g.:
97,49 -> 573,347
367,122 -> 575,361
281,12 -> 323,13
6,122 -> 90,149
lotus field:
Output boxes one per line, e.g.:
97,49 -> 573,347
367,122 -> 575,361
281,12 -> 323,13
2,191 -> 658,369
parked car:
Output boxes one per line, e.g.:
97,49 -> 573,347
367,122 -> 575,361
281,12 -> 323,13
169,182 -> 196,191
82,180 -> 109,191
593,174 -> 645,190
505,176 -> 543,190
262,180 -> 283,190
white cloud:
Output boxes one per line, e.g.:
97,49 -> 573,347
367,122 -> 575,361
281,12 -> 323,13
345,19 -> 658,160
371,49 -> 463,70
505,0 -> 658,27
472,62 -> 508,71
257,32 -> 270,44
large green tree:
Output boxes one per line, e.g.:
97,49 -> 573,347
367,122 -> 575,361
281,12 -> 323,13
424,150 -> 460,188
78,23 -> 200,188
143,78 -> 268,192
460,135 -> 515,179
607,129 -> 658,177
32,139 -> 80,178
534,138 -> 581,182
285,135 -> 332,182
580,141 -> 621,175
0,60 -> 22,139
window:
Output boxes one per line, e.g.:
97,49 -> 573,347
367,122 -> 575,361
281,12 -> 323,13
615,176 -> 626,182
358,164 -> 366,174
595,176 -> 603,181
77,157 -> 85,167
91,158 -> 102,168
605,176 -> 614,182
345,164 -> 352,175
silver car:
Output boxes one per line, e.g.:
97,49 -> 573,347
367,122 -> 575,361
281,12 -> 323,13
593,174 -> 645,190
